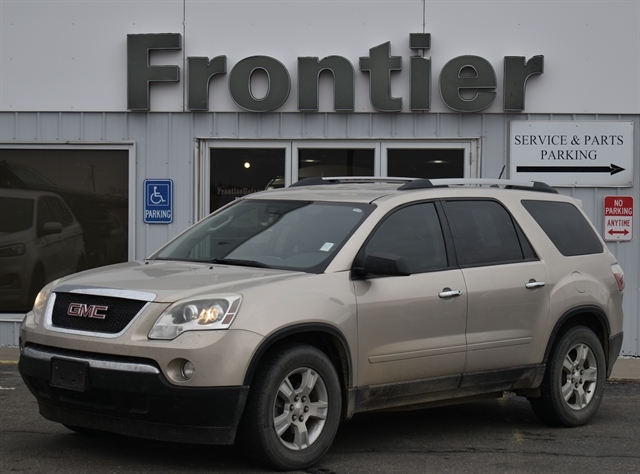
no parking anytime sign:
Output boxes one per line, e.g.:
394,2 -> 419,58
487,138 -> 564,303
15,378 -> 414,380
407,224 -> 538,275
604,196 -> 633,242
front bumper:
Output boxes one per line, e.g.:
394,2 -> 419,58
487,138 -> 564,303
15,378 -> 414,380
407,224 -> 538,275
18,344 -> 249,444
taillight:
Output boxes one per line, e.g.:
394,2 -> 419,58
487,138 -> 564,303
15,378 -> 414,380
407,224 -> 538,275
611,264 -> 625,291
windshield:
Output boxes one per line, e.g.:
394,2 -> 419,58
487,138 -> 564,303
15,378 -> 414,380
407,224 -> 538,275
151,199 -> 374,272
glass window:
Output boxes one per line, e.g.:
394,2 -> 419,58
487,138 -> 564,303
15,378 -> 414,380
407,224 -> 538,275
36,197 -> 55,232
387,148 -> 465,178
153,199 -> 373,273
210,148 -> 286,212
298,148 -> 374,179
362,203 -> 448,274
0,197 -> 34,233
44,197 -> 73,228
0,148 -> 129,312
446,200 -> 525,266
522,200 -> 603,256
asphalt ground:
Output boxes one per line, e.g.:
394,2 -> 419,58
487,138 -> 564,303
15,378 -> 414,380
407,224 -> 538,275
1,363 -> 638,474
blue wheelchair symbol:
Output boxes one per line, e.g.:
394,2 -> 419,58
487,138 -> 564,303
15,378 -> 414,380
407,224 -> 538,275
149,185 -> 167,205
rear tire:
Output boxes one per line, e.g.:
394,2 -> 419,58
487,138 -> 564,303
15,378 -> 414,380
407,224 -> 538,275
238,344 -> 342,470
530,325 -> 606,426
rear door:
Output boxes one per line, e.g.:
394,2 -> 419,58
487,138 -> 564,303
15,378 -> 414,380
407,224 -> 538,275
443,199 -> 550,373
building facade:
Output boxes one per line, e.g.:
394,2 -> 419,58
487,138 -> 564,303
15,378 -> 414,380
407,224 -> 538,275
1,0 -> 638,356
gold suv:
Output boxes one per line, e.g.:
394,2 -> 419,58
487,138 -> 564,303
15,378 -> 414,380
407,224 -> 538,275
19,178 -> 625,470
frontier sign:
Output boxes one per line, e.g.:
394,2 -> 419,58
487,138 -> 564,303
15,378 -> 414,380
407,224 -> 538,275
127,33 -> 543,113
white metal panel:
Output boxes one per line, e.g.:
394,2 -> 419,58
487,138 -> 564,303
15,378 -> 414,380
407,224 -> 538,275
1,1 -> 639,114
0,315 -> 22,347
0,0 -> 184,112
424,0 -> 640,114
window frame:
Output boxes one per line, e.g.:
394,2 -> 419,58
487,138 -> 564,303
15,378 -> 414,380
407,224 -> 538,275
442,198 -> 539,268
197,139 -> 480,221
0,142 -> 136,261
353,199 -> 457,276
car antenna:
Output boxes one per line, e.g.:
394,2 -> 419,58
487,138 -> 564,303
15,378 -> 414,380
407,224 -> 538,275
498,165 -> 506,179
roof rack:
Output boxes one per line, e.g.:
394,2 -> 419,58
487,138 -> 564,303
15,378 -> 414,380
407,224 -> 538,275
289,176 -> 557,194
289,176 -> 416,187
399,178 -> 558,194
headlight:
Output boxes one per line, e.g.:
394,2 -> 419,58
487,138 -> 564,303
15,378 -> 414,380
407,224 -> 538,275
32,279 -> 60,326
0,244 -> 25,258
148,295 -> 242,340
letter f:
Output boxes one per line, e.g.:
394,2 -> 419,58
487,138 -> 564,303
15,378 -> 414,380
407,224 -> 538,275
127,33 -> 181,110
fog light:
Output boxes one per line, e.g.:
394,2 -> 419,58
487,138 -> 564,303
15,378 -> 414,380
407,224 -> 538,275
181,360 -> 195,380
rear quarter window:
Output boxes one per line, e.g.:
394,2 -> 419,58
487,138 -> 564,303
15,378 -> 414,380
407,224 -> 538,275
521,200 -> 603,256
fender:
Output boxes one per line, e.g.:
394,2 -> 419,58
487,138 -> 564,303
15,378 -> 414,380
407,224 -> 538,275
242,323 -> 353,388
543,305 -> 611,366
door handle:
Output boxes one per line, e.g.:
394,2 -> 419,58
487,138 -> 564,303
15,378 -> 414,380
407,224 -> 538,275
438,289 -> 462,298
525,280 -> 546,290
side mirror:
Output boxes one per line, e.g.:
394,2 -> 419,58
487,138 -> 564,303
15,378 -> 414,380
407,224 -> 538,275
39,222 -> 62,237
354,251 -> 411,277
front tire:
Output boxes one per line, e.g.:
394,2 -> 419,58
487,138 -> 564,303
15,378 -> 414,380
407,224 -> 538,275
238,344 -> 342,470
530,325 -> 606,426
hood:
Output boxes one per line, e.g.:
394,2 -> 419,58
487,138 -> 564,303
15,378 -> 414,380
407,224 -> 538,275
53,260 -> 309,303
0,228 -> 33,244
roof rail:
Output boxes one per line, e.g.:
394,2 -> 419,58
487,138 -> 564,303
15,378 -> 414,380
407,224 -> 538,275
398,178 -> 557,194
289,176 -> 416,187
290,177 -> 557,194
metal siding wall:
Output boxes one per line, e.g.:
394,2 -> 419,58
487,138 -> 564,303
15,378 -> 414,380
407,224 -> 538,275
0,318 -> 21,347
0,112 -> 638,354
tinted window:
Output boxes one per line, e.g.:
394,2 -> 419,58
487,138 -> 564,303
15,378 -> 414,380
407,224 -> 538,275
446,200 -> 525,266
364,203 -> 448,274
522,200 -> 603,256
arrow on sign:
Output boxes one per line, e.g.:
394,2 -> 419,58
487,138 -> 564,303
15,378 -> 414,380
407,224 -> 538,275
608,229 -> 629,236
516,164 -> 625,175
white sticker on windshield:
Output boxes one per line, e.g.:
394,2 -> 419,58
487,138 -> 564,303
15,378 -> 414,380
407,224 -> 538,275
353,208 -> 363,213
320,242 -> 334,252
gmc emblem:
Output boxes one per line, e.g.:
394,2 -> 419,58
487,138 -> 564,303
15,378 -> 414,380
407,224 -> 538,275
67,303 -> 109,320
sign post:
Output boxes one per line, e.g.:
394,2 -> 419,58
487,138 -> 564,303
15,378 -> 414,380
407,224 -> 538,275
144,179 -> 173,224
604,196 -> 634,242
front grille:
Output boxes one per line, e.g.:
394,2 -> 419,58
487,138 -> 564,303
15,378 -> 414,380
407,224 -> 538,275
51,292 -> 146,334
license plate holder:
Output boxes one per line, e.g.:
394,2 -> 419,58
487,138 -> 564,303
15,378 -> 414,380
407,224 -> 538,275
51,358 -> 88,392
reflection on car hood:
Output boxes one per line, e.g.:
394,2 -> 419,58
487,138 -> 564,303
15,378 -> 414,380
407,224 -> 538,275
53,260 -> 307,303
0,229 -> 31,243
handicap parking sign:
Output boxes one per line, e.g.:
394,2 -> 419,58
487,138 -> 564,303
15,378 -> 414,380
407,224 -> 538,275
144,179 -> 173,224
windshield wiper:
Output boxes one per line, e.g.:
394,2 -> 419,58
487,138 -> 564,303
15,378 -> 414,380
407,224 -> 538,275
210,258 -> 272,269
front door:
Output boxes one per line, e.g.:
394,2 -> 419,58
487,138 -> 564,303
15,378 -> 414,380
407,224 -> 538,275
354,202 -> 467,387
